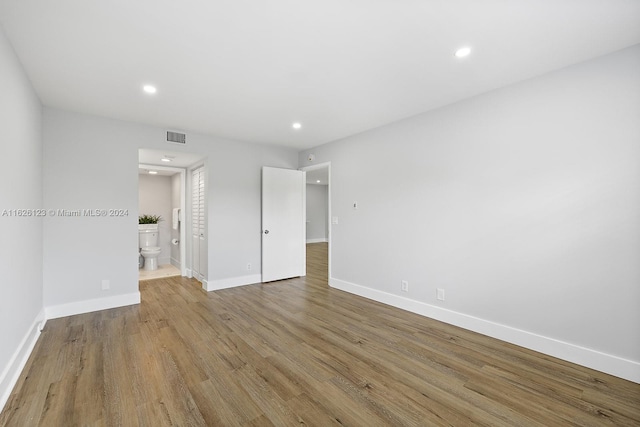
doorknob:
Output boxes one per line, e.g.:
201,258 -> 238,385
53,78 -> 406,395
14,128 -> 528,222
264,230 -> 269,234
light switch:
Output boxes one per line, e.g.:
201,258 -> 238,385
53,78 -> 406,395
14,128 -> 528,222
332,216 -> 339,225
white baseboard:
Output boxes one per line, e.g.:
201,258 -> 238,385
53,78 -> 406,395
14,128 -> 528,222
204,274 -> 262,292
170,257 -> 181,269
0,308 -> 46,412
45,292 -> 141,320
330,277 -> 640,384
306,238 -> 328,243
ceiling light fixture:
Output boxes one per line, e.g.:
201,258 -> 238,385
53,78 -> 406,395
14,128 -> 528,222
316,180 -> 321,183
455,47 -> 471,58
148,170 -> 158,174
161,157 -> 172,162
292,122 -> 302,130
143,84 -> 157,94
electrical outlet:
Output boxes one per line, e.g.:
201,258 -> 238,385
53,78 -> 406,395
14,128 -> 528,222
247,263 -> 252,271
101,279 -> 110,291
401,280 -> 409,292
437,288 -> 445,301
353,201 -> 358,209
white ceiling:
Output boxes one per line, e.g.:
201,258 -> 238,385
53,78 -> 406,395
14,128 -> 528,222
1,1 -> 639,150
305,168 -> 329,185
138,167 -> 175,177
139,148 -> 205,175
139,148 -> 205,168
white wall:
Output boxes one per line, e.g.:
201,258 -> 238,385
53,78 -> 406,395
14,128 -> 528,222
306,184 -> 328,242
0,26 -> 44,408
138,174 -> 173,265
42,107 -> 298,314
43,111 -> 142,314
299,45 -> 640,382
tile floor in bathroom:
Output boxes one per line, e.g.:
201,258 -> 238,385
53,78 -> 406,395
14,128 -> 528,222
139,264 -> 181,281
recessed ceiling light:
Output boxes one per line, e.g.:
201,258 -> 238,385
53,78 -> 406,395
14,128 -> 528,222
143,85 -> 157,94
455,47 -> 471,58
148,170 -> 158,174
316,180 -> 321,183
292,122 -> 302,130
161,158 -> 172,162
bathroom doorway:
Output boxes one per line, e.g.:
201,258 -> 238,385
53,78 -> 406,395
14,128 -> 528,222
138,149 -> 206,282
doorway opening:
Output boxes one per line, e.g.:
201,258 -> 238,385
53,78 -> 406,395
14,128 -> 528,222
301,162 -> 331,283
138,149 -> 206,283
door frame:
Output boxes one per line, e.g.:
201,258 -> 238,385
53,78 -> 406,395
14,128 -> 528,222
300,162 -> 332,281
138,163 -> 187,277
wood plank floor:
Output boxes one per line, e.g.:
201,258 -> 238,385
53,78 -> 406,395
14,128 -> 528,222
2,243 -> 639,426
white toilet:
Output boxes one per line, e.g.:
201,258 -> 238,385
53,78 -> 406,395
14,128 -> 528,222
139,224 -> 161,271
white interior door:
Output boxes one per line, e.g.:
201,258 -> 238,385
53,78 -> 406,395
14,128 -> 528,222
262,167 -> 306,282
191,166 -> 206,281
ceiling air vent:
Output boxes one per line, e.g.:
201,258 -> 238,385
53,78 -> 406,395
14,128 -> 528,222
166,131 -> 186,144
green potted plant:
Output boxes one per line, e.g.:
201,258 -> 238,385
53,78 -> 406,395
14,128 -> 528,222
139,214 -> 162,224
